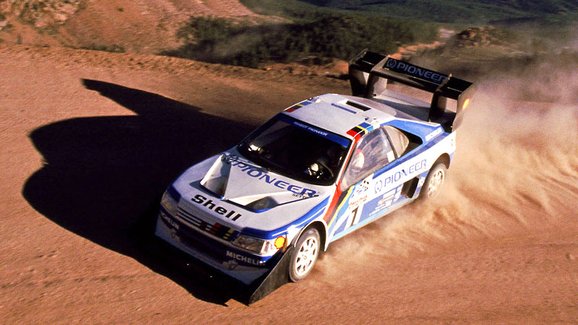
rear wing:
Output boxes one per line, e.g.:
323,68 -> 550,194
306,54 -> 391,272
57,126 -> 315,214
349,50 -> 475,131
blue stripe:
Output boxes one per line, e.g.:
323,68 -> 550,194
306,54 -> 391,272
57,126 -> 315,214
242,197 -> 329,239
387,119 -> 439,140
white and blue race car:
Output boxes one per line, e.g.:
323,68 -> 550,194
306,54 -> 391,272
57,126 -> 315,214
154,50 -> 475,300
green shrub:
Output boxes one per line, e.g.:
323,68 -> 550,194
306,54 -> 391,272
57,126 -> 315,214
164,14 -> 437,67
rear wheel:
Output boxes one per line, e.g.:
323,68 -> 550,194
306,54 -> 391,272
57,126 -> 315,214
289,228 -> 320,282
420,163 -> 447,200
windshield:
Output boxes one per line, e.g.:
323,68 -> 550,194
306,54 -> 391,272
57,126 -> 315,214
238,114 -> 351,185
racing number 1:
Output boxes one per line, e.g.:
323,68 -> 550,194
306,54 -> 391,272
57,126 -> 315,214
347,206 -> 361,228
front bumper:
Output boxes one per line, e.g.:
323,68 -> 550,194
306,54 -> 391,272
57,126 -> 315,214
154,210 -> 279,285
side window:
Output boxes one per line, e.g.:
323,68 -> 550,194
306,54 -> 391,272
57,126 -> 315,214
342,129 -> 395,188
383,125 -> 410,158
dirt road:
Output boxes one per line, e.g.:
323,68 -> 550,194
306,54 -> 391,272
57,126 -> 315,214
1,45 -> 576,323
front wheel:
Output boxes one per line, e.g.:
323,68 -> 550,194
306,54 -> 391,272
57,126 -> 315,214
289,228 -> 320,282
420,163 -> 447,200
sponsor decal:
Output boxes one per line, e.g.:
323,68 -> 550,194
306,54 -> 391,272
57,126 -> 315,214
293,121 -> 329,137
223,155 -> 318,198
192,194 -> 242,221
372,185 -> 402,216
349,178 -> 370,208
385,58 -> 448,84
374,159 -> 427,194
225,250 -> 262,266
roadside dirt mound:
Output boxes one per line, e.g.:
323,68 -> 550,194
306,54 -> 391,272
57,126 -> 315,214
0,0 -> 261,53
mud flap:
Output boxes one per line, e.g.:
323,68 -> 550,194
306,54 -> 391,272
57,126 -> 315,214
243,246 -> 294,304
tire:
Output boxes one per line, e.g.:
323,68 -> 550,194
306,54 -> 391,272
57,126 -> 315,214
289,228 -> 321,282
420,163 -> 447,200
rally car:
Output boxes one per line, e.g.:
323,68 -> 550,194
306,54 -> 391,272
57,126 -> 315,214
154,50 -> 475,301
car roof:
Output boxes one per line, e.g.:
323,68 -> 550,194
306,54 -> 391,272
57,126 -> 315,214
282,93 -> 421,139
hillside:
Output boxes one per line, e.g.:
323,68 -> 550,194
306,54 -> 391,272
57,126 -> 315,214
2,0 -> 576,70
0,0 -> 262,53
294,0 -> 578,23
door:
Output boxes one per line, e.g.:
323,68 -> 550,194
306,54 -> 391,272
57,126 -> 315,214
327,125 -> 424,241
328,127 -> 396,239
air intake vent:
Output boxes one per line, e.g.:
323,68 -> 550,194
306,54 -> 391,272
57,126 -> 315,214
346,100 -> 371,111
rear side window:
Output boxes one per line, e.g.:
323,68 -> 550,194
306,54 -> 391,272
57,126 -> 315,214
383,125 -> 410,158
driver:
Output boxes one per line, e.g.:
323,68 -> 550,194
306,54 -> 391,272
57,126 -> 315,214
304,145 -> 345,180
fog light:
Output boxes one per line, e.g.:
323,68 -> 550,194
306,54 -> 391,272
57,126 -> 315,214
274,236 -> 286,249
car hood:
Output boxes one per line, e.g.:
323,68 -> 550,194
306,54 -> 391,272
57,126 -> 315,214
200,152 -> 320,208
170,149 -> 333,232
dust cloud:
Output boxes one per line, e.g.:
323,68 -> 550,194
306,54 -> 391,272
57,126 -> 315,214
316,60 -> 578,279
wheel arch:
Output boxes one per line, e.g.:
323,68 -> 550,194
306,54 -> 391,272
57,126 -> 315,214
434,153 -> 451,168
418,153 -> 450,200
293,221 -> 328,252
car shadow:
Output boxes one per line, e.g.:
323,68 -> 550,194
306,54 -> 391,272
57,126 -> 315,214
22,79 -> 257,305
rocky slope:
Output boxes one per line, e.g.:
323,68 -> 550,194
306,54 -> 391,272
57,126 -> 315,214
0,0 -> 261,53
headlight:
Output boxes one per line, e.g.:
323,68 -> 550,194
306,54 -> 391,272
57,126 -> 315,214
233,234 -> 286,256
160,190 -> 179,216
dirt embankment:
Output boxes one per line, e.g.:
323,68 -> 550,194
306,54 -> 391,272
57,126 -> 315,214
0,0 -> 262,53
